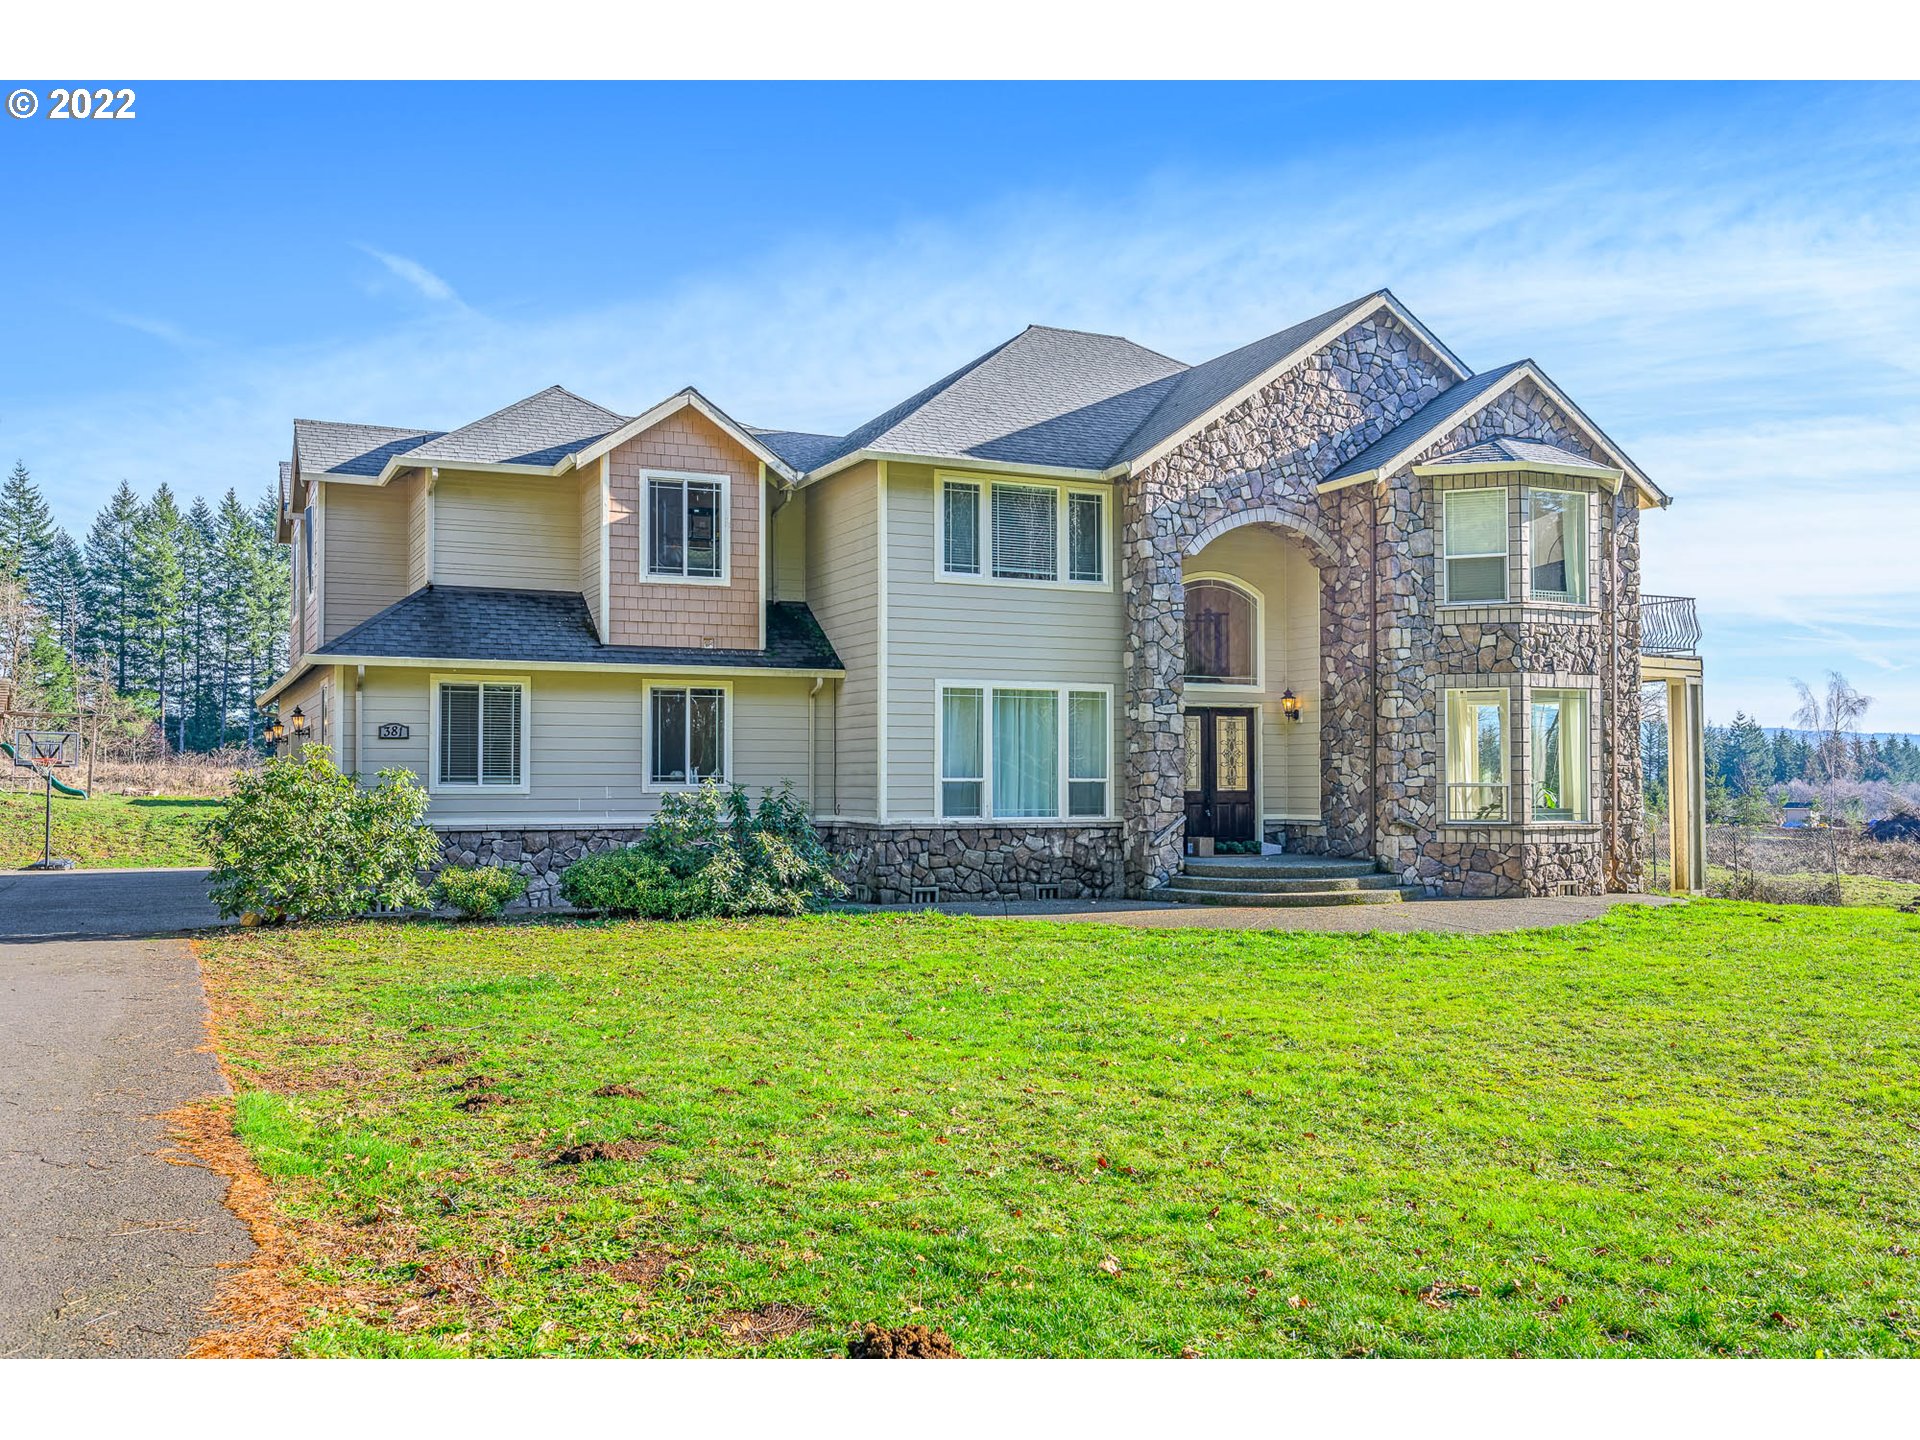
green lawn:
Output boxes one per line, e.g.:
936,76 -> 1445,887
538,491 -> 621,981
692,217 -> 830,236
197,901 -> 1920,1358
1705,863 -> 1920,909
0,791 -> 217,868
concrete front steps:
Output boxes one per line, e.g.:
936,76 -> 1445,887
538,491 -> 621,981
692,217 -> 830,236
1163,854 -> 1421,907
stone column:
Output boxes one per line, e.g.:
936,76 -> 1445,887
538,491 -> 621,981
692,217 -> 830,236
1120,479 -> 1187,894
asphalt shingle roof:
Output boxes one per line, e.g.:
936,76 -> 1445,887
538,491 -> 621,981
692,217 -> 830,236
294,419 -> 444,478
1321,361 -> 1531,483
404,386 -> 631,468
748,428 -> 847,471
314,586 -> 843,672
1419,436 -> 1603,470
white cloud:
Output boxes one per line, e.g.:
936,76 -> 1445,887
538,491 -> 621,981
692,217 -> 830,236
353,244 -> 465,307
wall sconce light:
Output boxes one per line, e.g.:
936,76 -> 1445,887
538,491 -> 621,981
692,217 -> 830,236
266,718 -> 284,744
290,706 -> 312,737
1280,688 -> 1303,722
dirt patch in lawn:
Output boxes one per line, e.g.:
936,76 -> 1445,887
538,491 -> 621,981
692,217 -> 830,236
592,1082 -> 647,1098
574,1246 -> 680,1289
713,1302 -> 822,1345
848,1322 -> 961,1358
542,1138 -> 660,1166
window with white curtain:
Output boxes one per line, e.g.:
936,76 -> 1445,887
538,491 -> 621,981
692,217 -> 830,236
1442,488 -> 1509,603
1531,690 -> 1590,821
1444,688 -> 1508,822
649,685 -> 727,786
939,477 -> 1106,587
1528,489 -> 1588,603
937,682 -> 1111,819
646,473 -> 727,581
437,680 -> 523,788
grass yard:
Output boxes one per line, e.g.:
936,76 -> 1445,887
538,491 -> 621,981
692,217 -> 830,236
0,791 -> 218,868
196,901 -> 1920,1358
1705,863 -> 1920,909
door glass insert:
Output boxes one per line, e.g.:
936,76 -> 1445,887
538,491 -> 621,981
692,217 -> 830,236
1183,714 -> 1202,791
1214,714 -> 1249,791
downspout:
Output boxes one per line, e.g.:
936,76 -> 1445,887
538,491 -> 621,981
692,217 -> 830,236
808,675 -> 823,815
355,664 -> 366,780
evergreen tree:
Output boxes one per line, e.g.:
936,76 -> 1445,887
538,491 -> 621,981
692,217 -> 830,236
81,481 -> 143,690
42,529 -> 85,654
1719,711 -> 1771,797
130,485 -> 186,749
0,460 -> 57,599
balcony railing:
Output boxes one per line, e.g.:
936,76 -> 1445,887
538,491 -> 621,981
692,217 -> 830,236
1641,595 -> 1701,656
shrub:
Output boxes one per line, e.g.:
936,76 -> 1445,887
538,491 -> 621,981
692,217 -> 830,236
199,746 -> 440,922
557,781 -> 846,919
432,863 -> 529,919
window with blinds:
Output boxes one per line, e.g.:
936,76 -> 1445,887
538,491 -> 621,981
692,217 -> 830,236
1442,488 -> 1509,603
991,484 -> 1057,582
646,474 -> 726,580
438,682 -> 523,787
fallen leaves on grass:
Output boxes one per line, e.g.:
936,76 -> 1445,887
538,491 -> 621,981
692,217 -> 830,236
592,1083 -> 647,1098
714,1303 -> 821,1345
1416,1282 -> 1482,1310
1098,1254 -> 1123,1276
574,1247 -> 678,1289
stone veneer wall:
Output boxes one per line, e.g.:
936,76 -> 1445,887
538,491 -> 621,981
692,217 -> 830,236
1121,306 -> 1647,900
437,826 -> 650,910
817,822 -> 1124,904
1122,311 -> 1458,891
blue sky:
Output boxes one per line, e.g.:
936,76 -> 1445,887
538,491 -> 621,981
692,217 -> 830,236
3,82 -> 1916,727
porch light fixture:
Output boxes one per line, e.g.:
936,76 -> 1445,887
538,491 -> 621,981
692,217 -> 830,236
266,718 -> 284,744
1280,689 -> 1303,722
290,706 -> 311,737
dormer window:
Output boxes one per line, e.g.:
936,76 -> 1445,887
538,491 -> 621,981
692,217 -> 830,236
644,471 -> 728,583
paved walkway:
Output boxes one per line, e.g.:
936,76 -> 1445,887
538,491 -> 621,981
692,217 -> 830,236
0,868 -> 248,1356
874,891 -> 1675,933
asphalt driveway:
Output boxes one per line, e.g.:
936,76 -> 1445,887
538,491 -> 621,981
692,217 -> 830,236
0,869 -> 248,1357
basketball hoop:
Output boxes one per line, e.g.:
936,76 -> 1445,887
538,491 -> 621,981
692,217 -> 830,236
11,728 -> 82,870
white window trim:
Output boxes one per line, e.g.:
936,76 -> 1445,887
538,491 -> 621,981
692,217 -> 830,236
934,679 -> 1114,822
1180,572 -> 1265,695
1524,486 -> 1590,606
1440,485 -> 1510,607
639,468 -> 732,587
642,679 -> 735,792
1442,686 -> 1511,826
933,471 -> 1113,592
428,672 -> 532,796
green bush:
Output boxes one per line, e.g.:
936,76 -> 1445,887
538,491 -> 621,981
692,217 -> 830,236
557,781 -> 846,919
199,746 -> 440,922
432,863 -> 530,919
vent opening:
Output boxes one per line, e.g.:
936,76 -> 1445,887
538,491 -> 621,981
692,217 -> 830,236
1035,884 -> 1061,901
910,885 -> 940,906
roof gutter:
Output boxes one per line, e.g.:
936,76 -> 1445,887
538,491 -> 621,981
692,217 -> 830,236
299,652 -> 846,681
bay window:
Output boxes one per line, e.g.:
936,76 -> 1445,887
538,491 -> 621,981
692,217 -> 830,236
939,476 -> 1106,587
646,472 -> 727,581
1528,488 -> 1587,603
1530,690 -> 1590,822
1442,488 -> 1509,603
435,679 -> 525,790
648,685 -> 727,786
1444,688 -> 1508,822
938,682 -> 1111,820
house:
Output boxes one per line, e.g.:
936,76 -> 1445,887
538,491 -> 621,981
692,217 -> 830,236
261,289 -> 1708,905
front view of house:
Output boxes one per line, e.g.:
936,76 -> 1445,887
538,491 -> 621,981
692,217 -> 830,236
262,289 -> 1707,905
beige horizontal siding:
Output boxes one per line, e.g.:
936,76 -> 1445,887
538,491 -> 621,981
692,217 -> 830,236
579,463 -> 605,637
321,479 -> 414,643
802,461 -> 879,817
770,488 -> 806,601
1182,525 -> 1322,820
432,470 -> 582,591
883,462 -> 1125,819
405,472 -> 430,591
355,666 -> 814,824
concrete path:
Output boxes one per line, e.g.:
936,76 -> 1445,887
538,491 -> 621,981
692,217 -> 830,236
0,868 -> 249,1356
875,891 -> 1675,933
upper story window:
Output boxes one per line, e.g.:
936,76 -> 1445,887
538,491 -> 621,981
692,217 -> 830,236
645,471 -> 728,583
1528,489 -> 1588,604
939,476 -> 1107,588
1183,579 -> 1258,687
435,679 -> 526,791
1442,488 -> 1508,604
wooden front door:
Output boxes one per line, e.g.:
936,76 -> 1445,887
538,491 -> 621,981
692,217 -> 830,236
1183,707 -> 1257,846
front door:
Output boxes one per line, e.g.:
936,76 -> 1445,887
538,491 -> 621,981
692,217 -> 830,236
1183,707 -> 1256,847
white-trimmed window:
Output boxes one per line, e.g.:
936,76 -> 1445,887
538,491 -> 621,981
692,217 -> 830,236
645,471 -> 728,582
647,684 -> 729,787
1531,689 -> 1590,822
1528,488 -> 1588,604
1442,488 -> 1509,604
938,475 -> 1107,587
1444,688 -> 1508,822
938,682 -> 1110,820
434,678 -> 527,791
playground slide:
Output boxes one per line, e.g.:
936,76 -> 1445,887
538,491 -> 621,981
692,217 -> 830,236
1,741 -> 88,797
